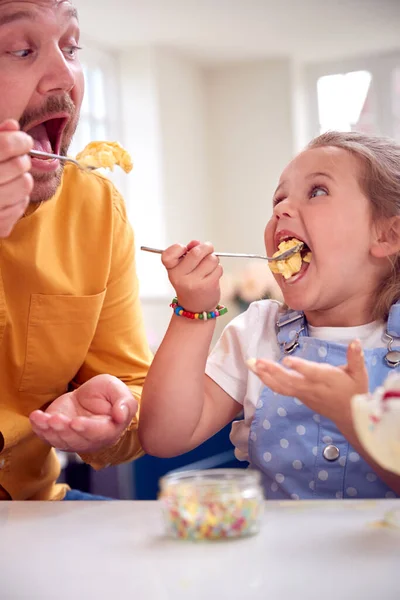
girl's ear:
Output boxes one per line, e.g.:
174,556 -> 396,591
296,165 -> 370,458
371,216 -> 400,258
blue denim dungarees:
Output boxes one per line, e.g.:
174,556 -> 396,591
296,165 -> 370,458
248,304 -> 400,499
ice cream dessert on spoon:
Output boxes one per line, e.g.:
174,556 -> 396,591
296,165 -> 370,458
269,237 -> 312,280
76,141 -> 133,173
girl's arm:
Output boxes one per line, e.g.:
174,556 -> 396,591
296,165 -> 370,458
139,241 -> 242,457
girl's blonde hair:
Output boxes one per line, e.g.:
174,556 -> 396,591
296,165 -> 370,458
307,131 -> 400,321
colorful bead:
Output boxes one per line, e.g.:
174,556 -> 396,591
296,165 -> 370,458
171,297 -> 228,321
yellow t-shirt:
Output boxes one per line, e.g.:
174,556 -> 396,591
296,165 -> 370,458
0,165 -> 152,500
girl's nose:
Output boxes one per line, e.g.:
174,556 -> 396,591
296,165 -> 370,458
274,197 -> 296,219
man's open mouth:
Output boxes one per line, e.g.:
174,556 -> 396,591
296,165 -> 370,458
25,115 -> 69,156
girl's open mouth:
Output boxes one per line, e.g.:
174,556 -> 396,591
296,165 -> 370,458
269,237 -> 312,281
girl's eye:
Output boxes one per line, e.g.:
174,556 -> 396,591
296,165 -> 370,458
310,186 -> 327,198
273,196 -> 285,207
10,49 -> 33,58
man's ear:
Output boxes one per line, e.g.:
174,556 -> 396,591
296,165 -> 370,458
371,216 -> 400,258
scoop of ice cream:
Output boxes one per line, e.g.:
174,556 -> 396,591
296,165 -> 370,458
76,141 -> 133,173
351,373 -> 400,476
269,238 -> 311,280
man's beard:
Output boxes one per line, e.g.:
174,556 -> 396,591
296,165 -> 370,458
19,95 -> 79,204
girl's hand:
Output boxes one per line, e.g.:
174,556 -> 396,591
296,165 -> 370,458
248,340 -> 368,426
162,240 -> 223,312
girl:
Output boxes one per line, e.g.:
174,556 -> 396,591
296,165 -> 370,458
139,131 -> 400,499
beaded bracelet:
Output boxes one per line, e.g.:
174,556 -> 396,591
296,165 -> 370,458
170,297 -> 228,321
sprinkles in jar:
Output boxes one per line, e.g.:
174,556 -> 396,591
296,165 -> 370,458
159,468 -> 264,541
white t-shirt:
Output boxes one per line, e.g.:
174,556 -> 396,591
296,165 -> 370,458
205,300 -> 386,462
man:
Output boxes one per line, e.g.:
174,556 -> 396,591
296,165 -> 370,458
0,0 -> 152,500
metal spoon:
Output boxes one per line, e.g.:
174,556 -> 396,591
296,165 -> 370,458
140,242 -> 304,262
29,149 -> 97,172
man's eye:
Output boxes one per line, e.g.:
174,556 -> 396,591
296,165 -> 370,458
10,49 -> 33,58
63,45 -> 82,59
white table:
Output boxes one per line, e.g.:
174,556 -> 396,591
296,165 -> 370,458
1,500 -> 399,600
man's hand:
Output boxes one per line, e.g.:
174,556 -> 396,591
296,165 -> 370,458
248,340 -> 368,426
29,375 -> 137,453
0,119 -> 33,237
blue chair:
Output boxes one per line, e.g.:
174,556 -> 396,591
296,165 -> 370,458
132,423 -> 247,500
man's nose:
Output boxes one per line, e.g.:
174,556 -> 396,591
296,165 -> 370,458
37,49 -> 75,96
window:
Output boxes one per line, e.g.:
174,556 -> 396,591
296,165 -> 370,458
306,53 -> 400,142
317,70 -> 374,134
70,64 -> 108,151
69,45 -> 124,192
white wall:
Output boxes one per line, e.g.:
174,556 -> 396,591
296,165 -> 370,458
206,59 -> 295,271
291,60 -> 309,154
154,50 -> 210,245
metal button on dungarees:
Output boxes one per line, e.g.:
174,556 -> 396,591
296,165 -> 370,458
323,445 -> 340,461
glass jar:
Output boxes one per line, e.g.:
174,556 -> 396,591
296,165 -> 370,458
159,468 -> 264,541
